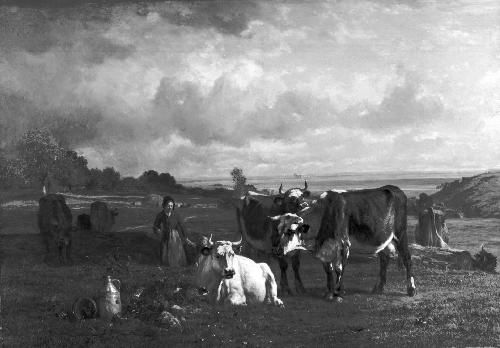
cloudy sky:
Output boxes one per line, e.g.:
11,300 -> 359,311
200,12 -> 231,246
1,0 -> 499,178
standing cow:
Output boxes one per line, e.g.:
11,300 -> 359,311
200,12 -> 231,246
195,235 -> 283,307
38,194 -> 73,263
236,182 -> 312,296
280,185 -> 416,301
90,201 -> 118,233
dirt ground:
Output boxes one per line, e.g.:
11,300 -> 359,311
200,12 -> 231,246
1,191 -> 499,347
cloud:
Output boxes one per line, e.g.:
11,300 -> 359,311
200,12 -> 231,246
342,71 -> 445,132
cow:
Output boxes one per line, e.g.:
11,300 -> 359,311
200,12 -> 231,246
415,207 -> 449,248
38,194 -> 73,263
195,235 -> 284,307
279,185 -> 416,301
90,201 -> 118,233
77,213 -> 92,230
236,182 -> 312,296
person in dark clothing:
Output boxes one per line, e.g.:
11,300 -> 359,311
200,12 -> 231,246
152,196 -> 188,266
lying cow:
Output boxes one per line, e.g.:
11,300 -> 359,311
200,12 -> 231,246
38,194 -> 73,263
90,201 -> 118,233
279,185 -> 416,300
236,182 -> 311,296
195,235 -> 284,307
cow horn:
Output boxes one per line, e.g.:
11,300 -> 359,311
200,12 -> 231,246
304,181 -> 308,190
209,234 -> 213,245
232,236 -> 242,247
279,183 -> 284,195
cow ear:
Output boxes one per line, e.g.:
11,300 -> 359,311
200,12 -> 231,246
300,224 -> 310,234
302,190 -> 311,198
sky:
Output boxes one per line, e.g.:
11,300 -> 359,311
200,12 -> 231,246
1,0 -> 499,178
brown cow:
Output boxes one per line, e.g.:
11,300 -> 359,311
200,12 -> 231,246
90,201 -> 118,233
38,194 -> 73,263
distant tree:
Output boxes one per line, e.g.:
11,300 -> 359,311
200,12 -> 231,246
16,129 -> 65,192
139,170 -> 159,185
119,176 -> 144,191
53,150 -> 89,191
158,172 -> 176,187
231,167 -> 247,195
101,167 -> 121,191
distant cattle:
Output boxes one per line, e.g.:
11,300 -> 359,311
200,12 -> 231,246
90,201 -> 118,233
38,194 -> 73,263
415,208 -> 449,248
195,235 -> 283,307
77,213 -> 91,230
284,185 -> 416,300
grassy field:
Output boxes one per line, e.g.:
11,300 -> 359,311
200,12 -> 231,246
1,191 -> 499,347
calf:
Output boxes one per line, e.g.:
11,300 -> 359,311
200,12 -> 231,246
38,194 -> 73,263
195,235 -> 284,307
90,201 -> 118,233
77,213 -> 91,230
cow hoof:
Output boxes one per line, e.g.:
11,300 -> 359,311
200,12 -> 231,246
372,286 -> 383,295
274,299 -> 285,308
407,287 -> 416,297
324,293 -> 335,301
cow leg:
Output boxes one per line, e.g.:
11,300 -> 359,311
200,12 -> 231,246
260,264 -> 284,307
291,254 -> 305,295
277,257 -> 292,296
372,252 -> 390,294
66,239 -> 73,263
58,241 -> 65,264
323,262 -> 335,300
397,240 -> 416,297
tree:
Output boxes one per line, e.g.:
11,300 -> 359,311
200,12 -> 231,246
101,167 -> 121,191
230,167 -> 247,195
16,129 -> 65,191
53,150 -> 89,191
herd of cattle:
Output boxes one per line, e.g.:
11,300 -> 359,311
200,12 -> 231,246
37,182 -> 417,307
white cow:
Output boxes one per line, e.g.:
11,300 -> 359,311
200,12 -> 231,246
195,235 -> 284,307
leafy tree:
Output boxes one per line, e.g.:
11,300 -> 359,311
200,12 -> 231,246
231,167 -> 247,195
53,150 -> 89,191
158,172 -> 176,187
101,167 -> 121,191
16,129 -> 65,191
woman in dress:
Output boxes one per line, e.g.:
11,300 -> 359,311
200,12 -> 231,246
152,196 -> 188,266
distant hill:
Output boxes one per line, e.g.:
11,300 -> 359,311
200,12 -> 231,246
431,171 -> 500,218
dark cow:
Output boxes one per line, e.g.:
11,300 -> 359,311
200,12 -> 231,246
280,185 -> 416,300
415,207 -> 449,248
236,182 -> 311,296
90,201 -> 118,233
77,213 -> 92,230
38,194 -> 73,263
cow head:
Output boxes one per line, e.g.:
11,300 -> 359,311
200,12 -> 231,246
270,213 -> 310,256
195,235 -> 242,295
278,181 -> 311,214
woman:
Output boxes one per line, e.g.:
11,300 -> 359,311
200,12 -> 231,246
152,196 -> 188,267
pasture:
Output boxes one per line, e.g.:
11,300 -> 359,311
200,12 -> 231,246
0,191 -> 499,347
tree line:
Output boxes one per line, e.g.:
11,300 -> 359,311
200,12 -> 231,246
0,129 -> 180,193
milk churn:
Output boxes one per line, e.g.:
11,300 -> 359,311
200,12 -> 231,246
98,276 -> 121,320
